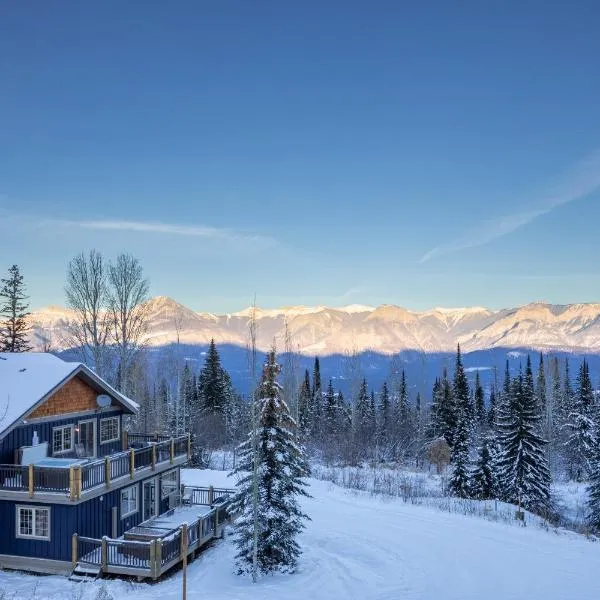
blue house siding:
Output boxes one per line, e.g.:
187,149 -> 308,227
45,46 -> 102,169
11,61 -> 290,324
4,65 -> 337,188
0,472 -> 165,562
0,410 -> 124,464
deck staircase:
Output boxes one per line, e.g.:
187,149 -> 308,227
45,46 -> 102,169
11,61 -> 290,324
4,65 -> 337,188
69,563 -> 103,582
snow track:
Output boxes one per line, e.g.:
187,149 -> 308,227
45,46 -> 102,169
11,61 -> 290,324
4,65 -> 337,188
0,477 -> 597,599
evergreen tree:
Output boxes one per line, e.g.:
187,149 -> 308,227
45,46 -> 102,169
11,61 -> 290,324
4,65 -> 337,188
229,351 -> 311,576
198,339 -> 228,414
0,265 -> 31,352
470,436 -> 495,500
564,359 -> 597,481
536,353 -> 547,416
588,444 -> 600,532
474,370 -> 486,427
449,345 -> 472,497
311,357 -> 323,441
438,370 -> 456,446
378,381 -> 392,447
495,357 -> 551,514
394,370 -> 413,450
354,378 -> 373,452
487,385 -> 497,429
448,404 -> 471,498
297,370 -> 312,438
562,358 -> 575,425
323,380 -> 338,436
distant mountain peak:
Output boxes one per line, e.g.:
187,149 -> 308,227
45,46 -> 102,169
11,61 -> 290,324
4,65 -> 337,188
27,297 -> 600,355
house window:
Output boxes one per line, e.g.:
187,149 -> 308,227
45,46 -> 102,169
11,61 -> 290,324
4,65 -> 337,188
121,485 -> 138,518
16,506 -> 50,540
52,425 -> 73,455
161,470 -> 178,499
100,416 -> 120,444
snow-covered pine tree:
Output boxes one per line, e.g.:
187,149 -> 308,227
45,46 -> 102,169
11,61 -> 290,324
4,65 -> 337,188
474,370 -> 486,428
588,443 -> 600,532
440,368 -> 456,446
311,357 -> 323,441
449,345 -> 472,498
229,350 -> 311,576
0,264 -> 31,352
536,353 -> 547,420
323,379 -> 337,437
378,381 -> 392,449
354,378 -> 373,455
198,339 -> 228,414
564,359 -> 597,481
297,369 -> 312,439
495,357 -> 551,514
470,436 -> 495,500
487,385 -> 497,429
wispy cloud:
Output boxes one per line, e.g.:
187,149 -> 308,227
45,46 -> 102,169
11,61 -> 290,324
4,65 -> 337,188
419,152 -> 600,263
0,206 -> 278,251
58,218 -> 277,248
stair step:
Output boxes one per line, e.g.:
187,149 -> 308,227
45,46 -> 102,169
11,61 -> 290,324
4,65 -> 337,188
69,574 -> 98,582
69,562 -> 103,582
74,565 -> 101,575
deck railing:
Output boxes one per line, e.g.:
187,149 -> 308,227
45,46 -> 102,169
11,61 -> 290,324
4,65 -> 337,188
73,486 -> 236,580
0,433 -> 191,499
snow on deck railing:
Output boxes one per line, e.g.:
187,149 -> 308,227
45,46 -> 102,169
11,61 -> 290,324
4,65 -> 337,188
0,434 -> 191,499
73,487 -> 236,580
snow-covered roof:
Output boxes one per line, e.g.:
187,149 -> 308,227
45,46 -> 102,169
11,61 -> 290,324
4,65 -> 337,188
0,352 -> 138,439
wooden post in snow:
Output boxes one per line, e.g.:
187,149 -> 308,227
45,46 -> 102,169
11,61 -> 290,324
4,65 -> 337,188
181,524 -> 189,600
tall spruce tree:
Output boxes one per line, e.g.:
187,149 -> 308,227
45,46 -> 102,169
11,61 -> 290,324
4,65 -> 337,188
449,345 -> 472,498
474,370 -> 486,428
311,357 -> 323,441
487,385 -> 497,429
229,351 -> 310,576
198,339 -> 228,414
470,436 -> 495,500
495,357 -> 551,514
297,370 -> 312,438
378,381 -> 392,448
354,378 -> 373,452
588,444 -> 600,532
323,380 -> 338,437
0,265 -> 31,352
564,359 -> 597,481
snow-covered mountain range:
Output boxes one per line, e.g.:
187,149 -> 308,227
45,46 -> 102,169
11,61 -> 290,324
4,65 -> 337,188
27,296 -> 600,355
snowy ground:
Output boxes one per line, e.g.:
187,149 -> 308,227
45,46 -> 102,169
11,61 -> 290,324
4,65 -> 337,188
0,469 -> 597,600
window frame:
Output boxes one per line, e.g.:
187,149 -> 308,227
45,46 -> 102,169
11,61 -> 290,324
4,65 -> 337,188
121,484 -> 138,519
52,424 -> 74,455
161,469 -> 179,499
16,505 -> 51,541
99,415 -> 121,445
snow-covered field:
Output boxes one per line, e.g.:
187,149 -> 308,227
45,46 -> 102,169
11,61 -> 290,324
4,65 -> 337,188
0,469 -> 597,600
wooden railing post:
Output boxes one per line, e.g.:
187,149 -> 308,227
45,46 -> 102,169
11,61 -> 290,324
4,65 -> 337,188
75,466 -> 82,500
28,464 -> 34,498
181,524 -> 188,600
208,485 -> 214,505
101,536 -> 108,572
71,533 -> 78,568
187,433 -> 192,460
104,457 -> 111,489
149,539 -> 157,579
69,466 -> 76,501
170,439 -> 175,464
122,430 -> 129,451
156,538 -> 162,577
151,443 -> 156,471
129,448 -> 135,479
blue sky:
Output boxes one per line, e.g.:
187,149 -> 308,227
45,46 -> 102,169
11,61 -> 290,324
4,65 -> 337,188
1,1 -> 600,312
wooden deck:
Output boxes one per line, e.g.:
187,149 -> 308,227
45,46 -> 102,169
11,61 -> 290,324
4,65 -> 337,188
72,485 -> 235,581
0,433 -> 190,502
